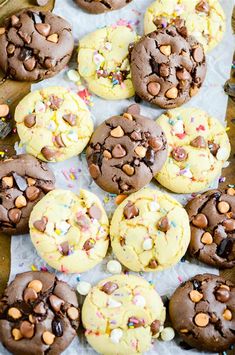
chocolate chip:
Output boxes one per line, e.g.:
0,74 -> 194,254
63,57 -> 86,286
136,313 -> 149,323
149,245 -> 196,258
147,82 -> 161,96
33,302 -> 46,314
171,147 -> 188,161
222,219 -> 235,232
18,31 -> 31,44
83,238 -> 96,251
126,104 -> 140,115
24,57 -> 36,71
217,238 -> 234,258
24,287 -> 38,302
18,48 -> 33,61
49,295 -> 64,312
215,287 -> 230,303
123,201 -> 139,219
41,147 -> 56,161
33,216 -> 48,232
157,216 -> 170,232
24,114 -> 36,128
195,0 -> 210,13
12,172 -> 27,191
54,134 -> 65,148
192,47 -> 204,63
20,321 -> 34,339
89,164 -> 100,179
148,259 -> 158,269
101,282 -> 119,295
26,186 -> 40,201
52,318 -> 63,337
192,279 -> 201,291
208,141 -> 220,156
35,23 -> 51,37
62,113 -> 77,126
192,213 -> 208,228
88,204 -> 102,220
131,131 -> 142,140
176,68 -> 191,80
60,241 -> 70,256
8,208 -> 21,224
49,95 -> 63,110
148,137 -> 163,151
128,317 -> 144,328
44,58 -> 56,69
159,63 -> 170,77
190,136 -> 206,148
11,15 -> 20,27
144,147 -> 155,166
112,144 -> 126,158
150,320 -> 161,335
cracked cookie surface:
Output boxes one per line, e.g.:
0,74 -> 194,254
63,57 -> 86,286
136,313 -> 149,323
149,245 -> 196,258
82,274 -> 166,355
144,0 -> 226,52
86,104 -> 167,195
130,25 -> 206,109
169,273 -> 235,352
75,0 -> 132,14
0,271 -> 79,355
0,9 -> 74,82
29,189 -> 109,273
186,189 -> 235,269
155,108 -> 231,193
0,154 -> 55,236
15,86 -> 93,162
110,188 -> 190,272
78,25 -> 139,100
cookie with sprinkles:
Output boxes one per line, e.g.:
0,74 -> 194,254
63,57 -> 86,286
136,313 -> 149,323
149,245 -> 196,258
0,271 -> 80,354
15,86 -> 93,162
29,189 -> 109,273
155,108 -> 231,193
110,188 -> 190,272
77,25 -> 139,100
75,0 -> 132,14
82,274 -> 166,354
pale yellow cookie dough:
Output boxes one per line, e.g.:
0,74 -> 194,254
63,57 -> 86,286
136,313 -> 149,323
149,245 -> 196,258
29,189 -> 109,273
78,25 -> 139,100
144,0 -> 226,52
155,108 -> 231,193
15,86 -> 93,162
110,188 -> 190,272
82,274 -> 166,355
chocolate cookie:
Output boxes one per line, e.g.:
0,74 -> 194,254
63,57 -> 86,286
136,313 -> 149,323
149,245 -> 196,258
130,24 -> 206,109
75,0 -> 132,14
0,154 -> 55,235
0,9 -> 74,81
0,271 -> 79,354
169,273 -> 235,352
86,104 -> 167,194
186,189 -> 235,269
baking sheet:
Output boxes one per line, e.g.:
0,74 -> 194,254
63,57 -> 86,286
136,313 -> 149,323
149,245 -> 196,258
1,0 -> 234,354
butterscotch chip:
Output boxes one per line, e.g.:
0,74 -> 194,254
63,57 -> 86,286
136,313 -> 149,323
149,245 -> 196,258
189,290 -> 203,303
201,232 -> 213,245
223,309 -> 232,321
67,307 -> 79,320
42,331 -> 55,345
110,126 -> 124,138
15,195 -> 27,208
12,328 -> 23,341
8,307 -> 22,319
28,280 -> 43,293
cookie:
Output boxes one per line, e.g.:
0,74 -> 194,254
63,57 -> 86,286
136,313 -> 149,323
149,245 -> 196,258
169,273 -> 235,352
29,189 -> 109,273
144,0 -> 226,52
0,271 -> 79,354
78,25 -> 139,100
0,154 -> 55,236
110,188 -> 190,272
155,108 -> 231,193
186,189 -> 235,269
75,0 -> 132,14
86,104 -> 167,194
130,25 -> 206,109
15,87 -> 93,162
82,274 -> 166,354
0,9 -> 74,82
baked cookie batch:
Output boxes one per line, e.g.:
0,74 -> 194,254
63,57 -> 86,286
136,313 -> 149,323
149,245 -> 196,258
0,1 -> 234,354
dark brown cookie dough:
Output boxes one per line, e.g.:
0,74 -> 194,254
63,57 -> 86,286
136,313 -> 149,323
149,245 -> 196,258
130,24 -> 207,109
0,9 -> 74,82
0,154 -> 55,236
86,104 -> 167,194
75,0 -> 132,14
0,271 -> 79,355
169,273 -> 235,352
186,189 -> 235,269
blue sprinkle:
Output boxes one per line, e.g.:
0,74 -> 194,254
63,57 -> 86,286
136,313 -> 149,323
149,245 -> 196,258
168,119 -> 175,125
76,276 -> 81,282
171,221 -> 177,228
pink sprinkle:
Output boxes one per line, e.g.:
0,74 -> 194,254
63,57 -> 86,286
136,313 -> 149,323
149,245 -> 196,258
62,170 -> 70,181
120,82 -> 126,89
178,275 -> 183,283
129,317 -> 139,324
40,266 -> 48,272
175,133 -> 186,139
196,124 -> 205,132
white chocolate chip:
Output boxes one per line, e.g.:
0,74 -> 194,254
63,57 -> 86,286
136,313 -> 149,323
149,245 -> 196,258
107,260 -> 122,274
108,298 -> 122,308
216,147 -> 229,161
104,42 -> 112,51
180,167 -> 193,178
67,131 -> 78,142
143,238 -> 153,251
35,101 -> 46,113
110,328 -> 123,344
47,120 -> 56,131
133,295 -> 146,307
173,120 -> 184,135
77,281 -> 91,296
161,327 -> 175,342
149,201 -> 160,212
55,221 -> 71,235
67,69 -> 81,82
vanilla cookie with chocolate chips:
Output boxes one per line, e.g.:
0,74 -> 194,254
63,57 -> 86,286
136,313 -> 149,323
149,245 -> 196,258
82,274 -> 166,354
110,188 -> 190,272
169,274 -> 235,352
86,104 -> 167,194
0,154 -> 55,236
186,189 -> 235,269
15,86 -> 93,162
29,189 -> 109,273
155,108 -> 231,193
75,0 -> 132,14
78,25 -> 139,100
130,25 -> 206,109
0,271 -> 79,354
0,9 -> 74,82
